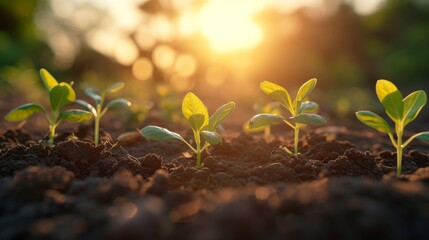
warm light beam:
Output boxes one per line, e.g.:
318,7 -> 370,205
197,0 -> 262,53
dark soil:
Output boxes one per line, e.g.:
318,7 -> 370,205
1,124 -> 429,240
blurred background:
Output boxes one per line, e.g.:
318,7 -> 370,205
1,0 -> 429,129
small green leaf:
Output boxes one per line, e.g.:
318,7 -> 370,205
50,83 -> 75,111
105,98 -> 131,109
299,101 -> 319,113
415,132 -> 429,142
376,80 -> 403,121
207,102 -> 235,131
296,78 -> 317,101
402,90 -> 427,126
201,130 -> 222,145
260,81 -> 294,114
84,88 -> 101,104
140,126 -> 186,142
243,120 -> 265,133
104,82 -> 125,94
4,103 -> 46,121
60,109 -> 92,122
39,68 -> 58,92
291,113 -> 325,125
356,111 -> 391,133
182,92 -> 209,131
248,113 -> 285,129
75,99 -> 97,116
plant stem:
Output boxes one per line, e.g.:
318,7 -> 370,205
48,124 -> 56,146
94,116 -> 100,145
264,126 -> 271,139
293,125 -> 300,154
396,131 -> 403,177
194,130 -> 202,169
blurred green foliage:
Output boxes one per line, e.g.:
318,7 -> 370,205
0,0 -> 428,110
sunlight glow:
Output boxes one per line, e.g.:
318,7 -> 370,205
197,0 -> 263,53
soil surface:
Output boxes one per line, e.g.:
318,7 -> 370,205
1,122 -> 429,239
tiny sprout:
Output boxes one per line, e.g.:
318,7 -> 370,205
76,82 -> 131,145
248,79 -> 326,154
4,69 -> 92,146
356,79 -> 429,176
141,92 -> 235,169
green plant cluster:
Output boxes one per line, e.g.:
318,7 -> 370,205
4,69 -> 429,175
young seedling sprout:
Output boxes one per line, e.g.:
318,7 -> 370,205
4,69 -> 92,146
248,79 -> 326,154
140,92 -> 235,169
76,82 -> 131,145
356,80 -> 429,176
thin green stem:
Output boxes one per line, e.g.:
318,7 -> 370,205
94,116 -> 100,145
194,130 -> 202,169
396,128 -> 403,177
294,124 -> 300,154
94,103 -> 103,145
48,124 -> 56,146
396,144 -> 403,177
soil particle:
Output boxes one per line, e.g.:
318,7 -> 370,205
138,153 -> 163,175
9,166 -> 74,202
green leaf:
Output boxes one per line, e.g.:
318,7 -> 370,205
4,103 -> 46,121
182,92 -> 209,131
60,109 -> 92,122
243,120 -> 265,133
140,126 -> 186,142
50,83 -> 76,111
248,113 -> 284,129
105,98 -> 131,109
415,132 -> 429,142
75,99 -> 97,116
376,80 -> 403,121
104,82 -> 125,94
207,102 -> 235,131
355,111 -> 391,133
296,78 -> 317,101
39,68 -> 58,92
402,90 -> 427,126
299,101 -> 319,113
260,81 -> 294,114
403,131 -> 429,148
201,130 -> 222,145
84,88 -> 101,104
291,113 -> 325,125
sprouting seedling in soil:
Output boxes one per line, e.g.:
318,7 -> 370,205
248,79 -> 326,154
243,102 -> 282,139
356,80 -> 429,176
76,82 -> 131,145
140,92 -> 235,169
4,68 -> 92,146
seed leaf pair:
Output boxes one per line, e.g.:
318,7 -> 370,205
248,79 -> 325,154
4,69 -> 92,146
141,92 -> 235,168
356,79 -> 429,176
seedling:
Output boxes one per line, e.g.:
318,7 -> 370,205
356,80 -> 429,176
140,92 -> 235,169
248,79 -> 326,154
4,69 -> 92,146
76,82 -> 131,145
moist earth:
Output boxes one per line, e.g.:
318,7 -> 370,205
0,126 -> 429,239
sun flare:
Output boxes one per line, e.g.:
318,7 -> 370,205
197,0 -> 263,53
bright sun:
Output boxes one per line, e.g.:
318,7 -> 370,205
197,0 -> 263,53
